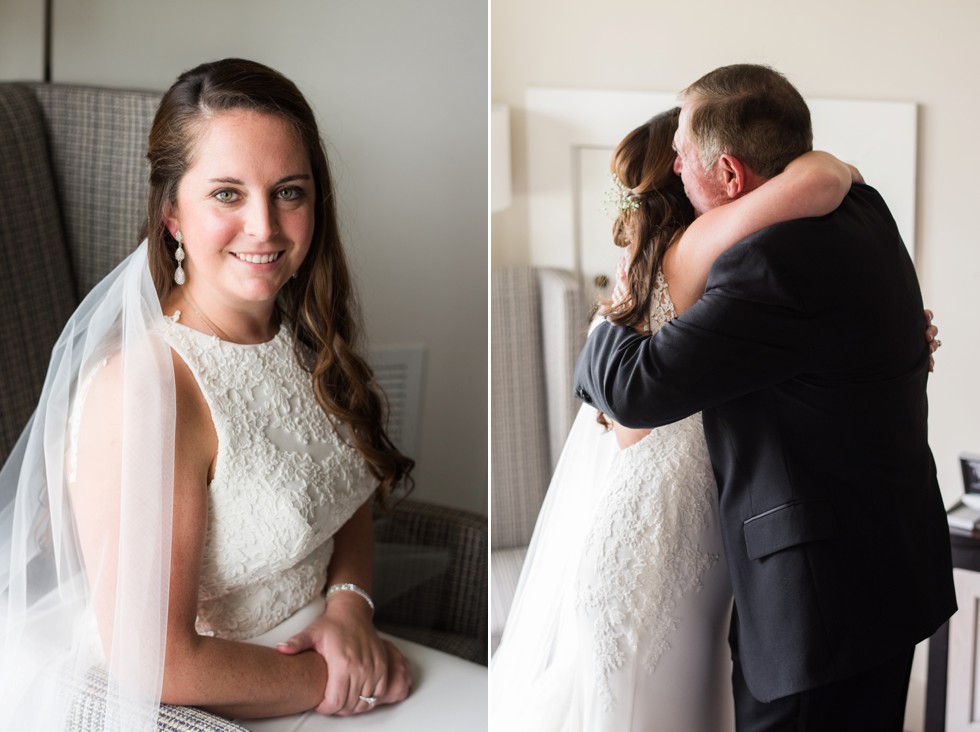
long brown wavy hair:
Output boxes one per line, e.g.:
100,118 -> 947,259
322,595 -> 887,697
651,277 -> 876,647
142,58 -> 413,504
596,108 -> 696,428
599,107 -> 696,330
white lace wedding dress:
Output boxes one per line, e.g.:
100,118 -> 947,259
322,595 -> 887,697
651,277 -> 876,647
491,271 -> 735,731
161,314 -> 375,639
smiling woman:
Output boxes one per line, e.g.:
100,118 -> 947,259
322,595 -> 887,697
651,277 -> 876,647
160,110 -> 314,342
0,58 -> 418,731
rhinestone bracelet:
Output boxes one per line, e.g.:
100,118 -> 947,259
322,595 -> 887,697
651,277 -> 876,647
326,582 -> 375,614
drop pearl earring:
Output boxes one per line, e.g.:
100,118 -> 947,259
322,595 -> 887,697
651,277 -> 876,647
174,231 -> 186,286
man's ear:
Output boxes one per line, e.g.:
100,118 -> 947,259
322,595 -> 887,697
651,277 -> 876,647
717,154 -> 747,199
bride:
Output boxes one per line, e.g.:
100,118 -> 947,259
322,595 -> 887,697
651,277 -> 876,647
0,58 -> 414,730
490,107 -> 861,730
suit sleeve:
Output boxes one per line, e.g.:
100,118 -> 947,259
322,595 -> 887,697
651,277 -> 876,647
573,233 -> 812,429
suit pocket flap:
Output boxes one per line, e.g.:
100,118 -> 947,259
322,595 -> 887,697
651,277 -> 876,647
743,499 -> 839,561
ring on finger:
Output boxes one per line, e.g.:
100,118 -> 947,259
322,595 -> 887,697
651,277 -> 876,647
358,694 -> 377,706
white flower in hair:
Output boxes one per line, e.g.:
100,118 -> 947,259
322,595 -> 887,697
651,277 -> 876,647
603,173 -> 641,216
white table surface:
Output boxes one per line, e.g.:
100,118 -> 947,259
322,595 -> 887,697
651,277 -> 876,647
237,600 -> 487,732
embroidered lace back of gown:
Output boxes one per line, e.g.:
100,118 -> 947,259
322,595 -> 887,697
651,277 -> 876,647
569,269 -> 735,731
162,316 -> 374,640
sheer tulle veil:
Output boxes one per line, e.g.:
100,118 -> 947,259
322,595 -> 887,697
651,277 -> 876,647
0,241 -> 175,730
490,403 -> 619,728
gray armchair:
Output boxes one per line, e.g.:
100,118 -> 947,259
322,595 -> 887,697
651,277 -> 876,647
490,267 -> 587,653
374,499 -> 487,664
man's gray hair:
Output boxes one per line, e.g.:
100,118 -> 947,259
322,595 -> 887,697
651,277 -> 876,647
679,64 -> 813,179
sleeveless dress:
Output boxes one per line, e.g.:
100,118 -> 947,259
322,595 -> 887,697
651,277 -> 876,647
491,271 -> 735,731
162,313 -> 375,640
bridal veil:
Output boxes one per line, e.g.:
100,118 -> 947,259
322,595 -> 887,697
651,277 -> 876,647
0,242 -> 175,731
490,404 -> 619,728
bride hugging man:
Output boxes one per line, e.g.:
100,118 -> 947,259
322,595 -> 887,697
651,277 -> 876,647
491,63 -> 954,732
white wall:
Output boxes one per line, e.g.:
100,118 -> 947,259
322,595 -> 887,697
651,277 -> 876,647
1,0 -> 488,515
493,1 -> 980,727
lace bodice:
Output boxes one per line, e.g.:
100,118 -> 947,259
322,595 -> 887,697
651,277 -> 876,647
163,314 -> 374,640
646,267 -> 677,329
577,269 -> 721,711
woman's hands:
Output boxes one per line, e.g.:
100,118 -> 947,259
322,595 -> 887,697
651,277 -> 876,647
845,162 -> 865,185
379,638 -> 413,704
276,591 -> 412,715
925,309 -> 941,372
278,500 -> 411,716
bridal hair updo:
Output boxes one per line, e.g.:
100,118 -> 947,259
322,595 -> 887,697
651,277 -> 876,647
142,58 -> 413,503
599,107 -> 696,331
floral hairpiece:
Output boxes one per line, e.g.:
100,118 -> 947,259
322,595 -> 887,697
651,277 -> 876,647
603,173 -> 641,215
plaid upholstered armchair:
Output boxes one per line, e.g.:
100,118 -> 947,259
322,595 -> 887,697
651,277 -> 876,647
0,81 -> 486,729
489,267 -> 587,653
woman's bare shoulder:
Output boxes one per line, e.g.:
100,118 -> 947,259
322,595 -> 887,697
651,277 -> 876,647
76,346 -> 215,476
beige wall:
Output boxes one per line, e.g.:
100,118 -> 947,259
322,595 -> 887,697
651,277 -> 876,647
0,0 -> 43,80
0,0 -> 488,515
493,0 -> 979,510
492,1 -> 980,726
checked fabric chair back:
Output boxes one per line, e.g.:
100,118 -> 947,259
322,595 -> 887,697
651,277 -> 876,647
490,267 -> 587,653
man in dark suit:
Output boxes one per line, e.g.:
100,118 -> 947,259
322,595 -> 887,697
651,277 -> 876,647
573,64 -> 956,730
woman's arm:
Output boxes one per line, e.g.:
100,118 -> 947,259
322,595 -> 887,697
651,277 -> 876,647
72,353 -> 327,719
276,500 -> 412,715
665,151 -> 856,313
610,152 -> 854,449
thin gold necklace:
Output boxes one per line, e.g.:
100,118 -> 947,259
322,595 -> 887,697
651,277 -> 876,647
181,289 -> 232,341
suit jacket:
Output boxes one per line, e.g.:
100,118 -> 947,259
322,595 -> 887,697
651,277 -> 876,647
573,183 -> 956,702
